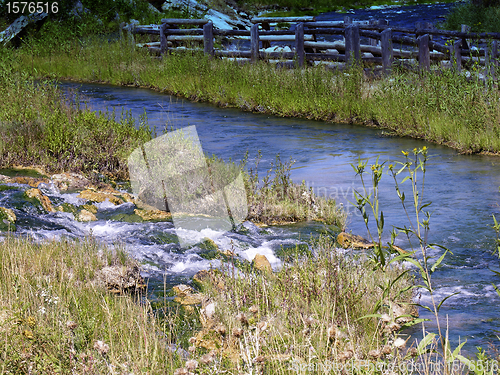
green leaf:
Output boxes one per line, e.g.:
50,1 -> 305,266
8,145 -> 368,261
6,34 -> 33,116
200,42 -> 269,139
416,333 -> 437,356
431,250 -> 448,273
437,292 -> 459,312
401,176 -> 411,184
356,314 -> 382,321
448,340 -> 467,363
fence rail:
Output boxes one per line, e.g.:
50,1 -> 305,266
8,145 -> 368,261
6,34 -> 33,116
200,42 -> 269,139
127,16 -> 500,76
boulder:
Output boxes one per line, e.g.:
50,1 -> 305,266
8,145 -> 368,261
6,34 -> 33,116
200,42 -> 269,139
172,284 -> 204,305
162,0 -> 207,13
75,209 -> 97,222
134,208 -> 171,221
336,232 -> 408,254
0,12 -> 48,44
8,176 -> 48,188
25,188 -> 55,213
205,9 -> 251,30
0,207 -> 16,223
95,265 -> 145,293
51,173 -> 91,191
253,254 -> 272,273
77,189 -> 124,205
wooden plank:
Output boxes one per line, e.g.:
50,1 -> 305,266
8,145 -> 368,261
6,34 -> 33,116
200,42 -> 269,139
251,16 -> 315,23
161,18 -> 209,25
167,35 -> 204,41
160,29 -> 203,35
295,22 -> 305,67
251,23 -> 259,63
418,34 -> 430,71
451,39 -> 462,73
260,35 -> 314,41
381,28 -> 392,75
303,20 -> 370,28
203,22 -> 214,56
345,24 -> 360,66
133,27 -> 160,35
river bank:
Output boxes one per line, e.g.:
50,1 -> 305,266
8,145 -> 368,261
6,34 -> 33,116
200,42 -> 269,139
9,38 -> 500,155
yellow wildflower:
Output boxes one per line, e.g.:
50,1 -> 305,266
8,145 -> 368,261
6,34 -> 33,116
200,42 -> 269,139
402,151 -> 409,156
26,316 -> 36,328
23,330 -> 34,339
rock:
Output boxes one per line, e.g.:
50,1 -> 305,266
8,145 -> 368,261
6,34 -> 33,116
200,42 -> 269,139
0,207 -> 16,231
336,232 -> 408,254
25,188 -> 55,213
193,269 -> 225,291
162,0 -> 207,13
78,189 -> 124,205
172,284 -> 194,297
172,284 -> 204,305
96,265 -> 144,293
75,209 -> 97,222
253,254 -> 272,273
263,46 -> 292,54
0,207 -> 16,223
51,173 -> 91,191
205,8 -> 251,30
199,237 -> 218,251
0,12 -> 48,44
133,208 -> 171,221
7,176 -> 48,188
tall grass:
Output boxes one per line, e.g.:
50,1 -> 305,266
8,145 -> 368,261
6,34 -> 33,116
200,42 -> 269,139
0,236 -> 182,374
442,2 -> 500,32
9,38 -> 500,154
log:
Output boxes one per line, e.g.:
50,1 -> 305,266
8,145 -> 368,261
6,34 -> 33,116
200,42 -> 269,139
251,16 -> 315,23
203,22 -> 214,56
161,18 -> 209,25
296,22 -> 305,67
167,35 -> 204,42
418,34 -> 430,71
133,27 -> 160,35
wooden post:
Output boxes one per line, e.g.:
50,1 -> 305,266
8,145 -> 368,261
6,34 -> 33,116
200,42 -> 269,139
251,23 -> 260,63
345,24 -> 360,66
369,19 -> 378,46
295,22 -> 305,67
417,34 -> 430,71
486,40 -> 498,80
343,16 -> 352,44
461,24 -> 471,50
203,22 -> 214,56
381,28 -> 392,75
160,22 -> 168,56
262,22 -> 271,49
450,39 -> 462,73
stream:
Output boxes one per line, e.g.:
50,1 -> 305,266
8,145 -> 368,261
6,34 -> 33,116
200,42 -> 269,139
2,1 -> 500,356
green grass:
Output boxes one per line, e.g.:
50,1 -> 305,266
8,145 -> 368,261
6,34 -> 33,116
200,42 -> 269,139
441,2 -> 500,32
0,236 -> 183,374
186,235 -> 417,374
7,37 -> 500,154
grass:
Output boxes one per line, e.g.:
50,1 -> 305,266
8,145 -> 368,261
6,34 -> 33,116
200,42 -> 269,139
0,235 -> 183,374
184,235 -> 417,374
7,37 -> 500,154
441,2 -> 500,32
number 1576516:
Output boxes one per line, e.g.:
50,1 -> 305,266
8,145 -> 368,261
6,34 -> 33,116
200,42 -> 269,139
6,2 -> 59,14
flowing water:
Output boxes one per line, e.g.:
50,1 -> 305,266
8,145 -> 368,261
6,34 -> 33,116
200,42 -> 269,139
3,2 -> 500,355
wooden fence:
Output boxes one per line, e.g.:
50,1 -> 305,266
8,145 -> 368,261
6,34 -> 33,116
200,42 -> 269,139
127,16 -> 500,76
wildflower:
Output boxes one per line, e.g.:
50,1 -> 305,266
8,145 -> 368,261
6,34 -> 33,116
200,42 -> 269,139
200,351 -> 216,365
215,324 -> 226,335
413,148 -> 417,154
22,330 -> 34,339
402,150 -> 409,156
173,368 -> 189,375
185,360 -> 198,371
66,321 -> 77,330
328,325 -> 347,340
393,337 -> 406,349
368,349 -> 382,359
235,313 -> 248,325
422,146 -> 427,151
380,313 -> 391,323
248,305 -> 259,315
382,345 -> 392,355
26,316 -> 36,327
337,349 -> 354,362
253,355 -> 266,364
188,345 -> 196,353
94,340 -> 110,355
304,316 -> 317,326
407,347 -> 418,356
232,327 -> 244,337
188,336 -> 197,345
256,321 -> 268,331
38,306 -> 46,314
388,164 -> 394,170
